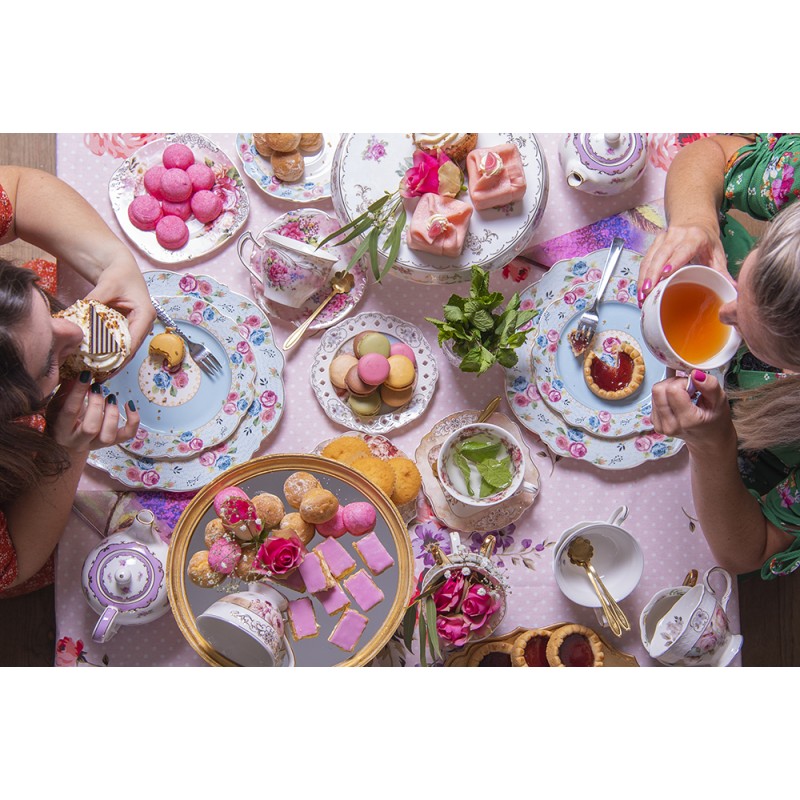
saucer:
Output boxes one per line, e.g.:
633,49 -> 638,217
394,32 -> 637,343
415,410 -> 540,533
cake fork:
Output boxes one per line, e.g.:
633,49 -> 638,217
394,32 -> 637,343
150,298 -> 223,377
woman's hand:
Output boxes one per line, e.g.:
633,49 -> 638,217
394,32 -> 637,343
637,222 -> 730,307
46,376 -> 139,454
650,370 -> 736,453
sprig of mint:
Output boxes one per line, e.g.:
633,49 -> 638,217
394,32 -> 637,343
426,265 -> 536,375
452,435 -> 513,497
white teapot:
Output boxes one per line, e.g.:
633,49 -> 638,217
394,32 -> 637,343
558,133 -> 648,195
81,509 -> 171,643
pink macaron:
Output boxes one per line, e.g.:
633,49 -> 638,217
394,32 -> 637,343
390,342 -> 416,367
155,215 -> 189,250
357,352 -> 390,386
127,194 -> 163,231
342,502 -> 377,536
316,507 -> 348,539
143,165 -> 166,200
160,168 -> 193,202
190,190 -> 224,224
161,198 -> 192,221
162,142 -> 195,170
186,162 -> 215,192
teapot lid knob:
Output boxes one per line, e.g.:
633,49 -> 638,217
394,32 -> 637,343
605,133 -> 621,145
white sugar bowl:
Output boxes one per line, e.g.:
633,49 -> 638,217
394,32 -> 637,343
559,133 -> 648,195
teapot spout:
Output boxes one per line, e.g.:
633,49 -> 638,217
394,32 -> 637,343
567,171 -> 584,188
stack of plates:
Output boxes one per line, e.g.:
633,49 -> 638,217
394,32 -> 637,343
88,270 -> 285,491
503,246 -> 685,470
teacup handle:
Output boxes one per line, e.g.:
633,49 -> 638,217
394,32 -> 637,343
237,231 -> 265,284
606,505 -> 629,527
704,566 -> 733,611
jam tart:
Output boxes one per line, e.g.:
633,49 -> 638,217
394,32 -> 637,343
567,328 -> 593,358
583,341 -> 645,401
466,641 -> 514,667
545,624 -> 605,667
511,628 -> 552,667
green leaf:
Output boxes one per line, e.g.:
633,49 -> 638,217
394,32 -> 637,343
476,456 -> 513,490
381,207 -> 406,281
402,605 -> 417,652
496,347 -> 519,368
425,596 -> 440,661
479,291 -> 505,311
443,304 -> 465,323
458,347 -> 485,373
464,299 -> 480,317
367,227 -> 380,278
347,232 -> 374,275
333,214 -> 376,247
418,608 -> 428,667
470,309 -> 494,332
453,452 -> 474,496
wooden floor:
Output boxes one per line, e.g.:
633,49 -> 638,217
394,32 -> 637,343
0,134 -> 797,666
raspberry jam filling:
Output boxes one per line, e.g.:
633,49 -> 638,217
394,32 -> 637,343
590,351 -> 634,392
478,651 -> 512,667
558,633 -> 595,667
524,635 -> 550,667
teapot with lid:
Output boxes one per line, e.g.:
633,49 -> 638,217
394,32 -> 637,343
559,133 -> 648,195
81,509 -> 171,643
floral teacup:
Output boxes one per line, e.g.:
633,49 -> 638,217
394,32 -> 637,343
237,229 -> 338,308
640,566 -> 743,667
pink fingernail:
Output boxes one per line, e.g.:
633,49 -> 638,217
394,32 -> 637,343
663,264 -> 673,274
642,278 -> 652,292
692,369 -> 707,383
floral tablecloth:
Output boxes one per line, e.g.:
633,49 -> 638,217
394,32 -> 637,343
53,132 -> 740,667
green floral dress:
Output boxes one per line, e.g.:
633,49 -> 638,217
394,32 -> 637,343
720,133 -> 800,578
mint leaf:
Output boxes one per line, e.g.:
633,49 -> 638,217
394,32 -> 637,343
458,347 -> 485,373
452,452 -> 474,496
476,456 -> 513,490
458,437 -> 502,462
496,348 -> 518,368
444,304 -> 465,323
471,310 -> 494,332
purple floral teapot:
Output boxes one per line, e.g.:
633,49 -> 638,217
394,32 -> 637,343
559,133 -> 648,195
81,510 -> 170,643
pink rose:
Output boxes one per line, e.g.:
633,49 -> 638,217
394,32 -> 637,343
260,390 -> 278,408
546,328 -> 559,343
141,470 -> 160,487
125,468 -> 141,481
189,438 -> 203,451
641,416 -> 652,427
547,343 -> 558,353
245,352 -> 255,364
520,298 -> 535,311
278,221 -> 305,241
238,324 -> 252,339
178,275 -> 198,292
433,573 -> 465,614
647,133 -> 681,171
178,442 -> 190,454
130,440 -> 143,450
548,390 -> 562,403
635,436 -> 653,452
261,407 -> 276,422
460,585 -> 499,630
513,393 -> 531,407
569,442 -> 588,458
526,384 -> 541,401
587,268 -> 603,282
173,371 -> 189,388
435,613 -> 472,648
199,452 -> 216,466
198,280 -> 213,296
502,259 -> 530,283
555,435 -> 570,450
189,311 -> 203,324
55,636 -> 84,667
223,402 -> 237,415
598,411 -> 612,423
400,150 -> 452,198
236,341 -> 250,354
245,315 -> 261,327
616,291 -> 629,303
563,291 -> 577,305
651,433 -> 666,441
254,533 -> 305,576
192,300 -> 205,312
599,423 -> 611,434
574,286 -> 586,298
84,133 -> 161,159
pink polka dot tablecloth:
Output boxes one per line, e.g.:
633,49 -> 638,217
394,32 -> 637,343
52,132 -> 740,667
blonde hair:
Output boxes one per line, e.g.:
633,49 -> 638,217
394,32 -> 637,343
729,202 -> 800,452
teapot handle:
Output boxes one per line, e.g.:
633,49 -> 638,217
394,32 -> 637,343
606,505 -> 629,527
704,566 -> 733,611
92,606 -> 119,644
237,231 -> 265,284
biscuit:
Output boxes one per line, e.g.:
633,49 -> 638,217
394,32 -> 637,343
350,456 -> 396,498
387,457 -> 422,505
321,436 -> 372,465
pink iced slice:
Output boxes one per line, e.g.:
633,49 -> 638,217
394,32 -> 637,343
297,551 -> 333,593
316,581 -> 350,615
328,609 -> 369,652
352,531 -> 394,575
344,569 -> 384,612
314,538 -> 356,579
287,597 -> 318,640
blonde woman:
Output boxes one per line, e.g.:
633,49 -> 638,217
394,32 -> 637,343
644,134 -> 800,578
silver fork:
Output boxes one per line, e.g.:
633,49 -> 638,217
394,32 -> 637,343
572,236 -> 625,348
150,297 -> 224,377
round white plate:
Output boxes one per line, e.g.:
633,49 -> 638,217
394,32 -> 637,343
242,208 -> 368,330
88,271 -> 285,491
504,259 -> 685,470
330,133 -> 548,284
109,133 -> 250,265
235,133 -> 335,202
310,311 -> 438,434
112,294 -> 256,459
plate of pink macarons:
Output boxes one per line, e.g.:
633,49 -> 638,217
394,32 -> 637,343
109,132 -> 250,265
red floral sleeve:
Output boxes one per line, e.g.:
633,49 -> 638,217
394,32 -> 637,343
0,181 -> 13,240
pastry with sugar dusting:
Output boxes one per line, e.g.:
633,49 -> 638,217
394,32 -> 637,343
466,143 -> 527,210
407,193 -> 473,258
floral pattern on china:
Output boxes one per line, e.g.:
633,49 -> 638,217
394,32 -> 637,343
503,252 -> 684,469
108,132 -> 250,264
88,271 -> 285,491
330,133 -> 548,284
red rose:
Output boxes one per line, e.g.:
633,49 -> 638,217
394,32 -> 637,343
254,533 -> 305,576
460,584 -> 500,631
436,613 -> 472,647
432,572 -> 466,614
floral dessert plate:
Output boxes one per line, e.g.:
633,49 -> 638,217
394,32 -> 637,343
109,132 -> 250,265
235,133 -> 336,202
240,208 -> 368,331
532,249 -> 666,439
88,271 -> 285,491
111,294 -> 256,460
330,133 -> 548,284
310,311 -> 439,434
313,432 -> 421,524
415,410 -> 540,533
504,261 -> 684,470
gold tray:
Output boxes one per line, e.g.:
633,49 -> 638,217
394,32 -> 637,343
167,454 -> 414,667
444,624 -> 640,667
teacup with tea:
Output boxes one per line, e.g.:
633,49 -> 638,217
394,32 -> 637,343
640,265 -> 741,371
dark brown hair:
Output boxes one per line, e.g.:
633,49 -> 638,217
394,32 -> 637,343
0,258 -> 70,507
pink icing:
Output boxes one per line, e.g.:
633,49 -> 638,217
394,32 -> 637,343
316,581 -> 350,615
287,597 -> 318,640
344,569 -> 384,612
353,531 -> 394,575
342,502 -> 376,536
329,609 -> 369,652
216,494 -> 263,540
191,189 -> 223,224
143,165 -> 166,199
207,538 -> 242,575
314,537 -> 356,579
213,486 -> 249,517
160,168 -> 193,202
315,507 -> 348,539
162,142 -> 195,170
186,162 -> 215,191
297,552 -> 333,594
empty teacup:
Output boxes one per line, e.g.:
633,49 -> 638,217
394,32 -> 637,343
237,228 -> 338,308
639,566 -> 743,667
436,423 -> 533,512
196,582 -> 295,667
640,265 -> 741,371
